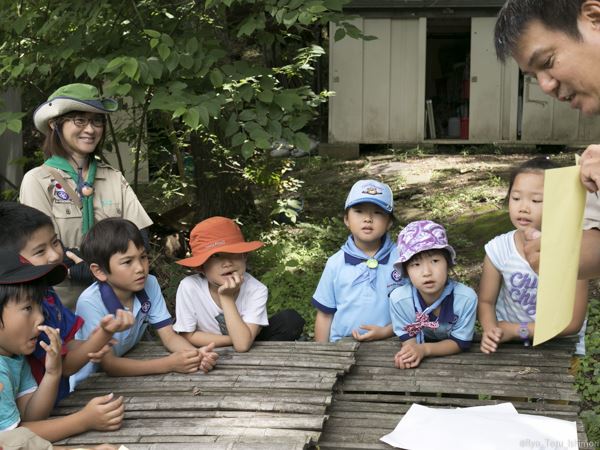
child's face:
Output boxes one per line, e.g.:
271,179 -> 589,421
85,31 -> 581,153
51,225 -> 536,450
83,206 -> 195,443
200,252 -> 247,286
406,250 -> 448,304
344,203 -> 392,247
20,225 -> 64,266
0,296 -> 44,356
508,171 -> 544,231
98,241 -> 149,300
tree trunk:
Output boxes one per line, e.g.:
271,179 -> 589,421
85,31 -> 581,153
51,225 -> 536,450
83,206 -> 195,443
189,132 -> 255,221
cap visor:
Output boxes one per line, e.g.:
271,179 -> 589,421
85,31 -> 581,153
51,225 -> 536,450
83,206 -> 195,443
0,263 -> 67,286
176,241 -> 263,268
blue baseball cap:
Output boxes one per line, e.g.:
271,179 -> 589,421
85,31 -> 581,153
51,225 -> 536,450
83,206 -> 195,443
345,179 -> 394,213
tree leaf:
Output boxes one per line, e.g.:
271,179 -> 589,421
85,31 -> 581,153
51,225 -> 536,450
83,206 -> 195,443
105,57 -> 125,73
334,28 -> 346,41
293,131 -> 311,150
144,29 -> 161,38
198,105 -> 210,127
74,62 -> 87,78
231,132 -> 245,147
257,89 -> 273,103
86,61 -> 100,79
158,43 -> 171,61
7,119 -> 21,134
225,115 -> 239,137
123,58 -> 138,78
241,140 -> 255,159
209,68 -> 223,88
183,107 -> 200,129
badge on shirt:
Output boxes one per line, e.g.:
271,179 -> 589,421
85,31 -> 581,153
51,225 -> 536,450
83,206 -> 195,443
141,300 -> 151,314
391,269 -> 402,282
49,180 -> 72,203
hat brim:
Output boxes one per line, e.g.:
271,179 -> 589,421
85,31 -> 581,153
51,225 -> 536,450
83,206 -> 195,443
176,241 -> 264,268
346,198 -> 393,214
33,97 -> 118,135
0,263 -> 67,287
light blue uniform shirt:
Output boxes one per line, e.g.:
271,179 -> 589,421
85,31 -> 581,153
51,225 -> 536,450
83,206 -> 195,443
0,355 -> 37,431
70,275 -> 172,389
389,281 -> 477,350
312,245 -> 405,342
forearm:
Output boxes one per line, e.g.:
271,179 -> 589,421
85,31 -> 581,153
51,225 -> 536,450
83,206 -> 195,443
380,324 -> 394,339
497,321 -> 534,342
478,301 -> 499,331
101,354 -> 172,377
22,374 -> 61,420
220,299 -> 255,352
423,339 -> 461,358
63,330 -> 113,375
182,330 -> 233,348
314,311 -> 333,342
22,411 -> 89,442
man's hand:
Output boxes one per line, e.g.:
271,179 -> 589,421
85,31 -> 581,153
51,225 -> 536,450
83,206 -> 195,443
99,309 -> 135,334
580,144 -> 600,192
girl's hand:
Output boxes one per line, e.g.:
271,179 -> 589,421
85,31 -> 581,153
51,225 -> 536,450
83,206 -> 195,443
352,325 -> 384,341
480,327 -> 503,354
39,326 -> 62,376
395,341 -> 426,368
218,272 -> 243,298
169,349 -> 202,373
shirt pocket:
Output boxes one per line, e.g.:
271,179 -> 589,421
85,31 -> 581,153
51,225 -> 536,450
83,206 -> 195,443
52,202 -> 82,219
95,198 -> 123,220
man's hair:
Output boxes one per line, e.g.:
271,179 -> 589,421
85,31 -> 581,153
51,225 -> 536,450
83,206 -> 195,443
42,112 -> 106,159
0,202 -> 54,253
81,218 -> 145,274
506,156 -> 558,201
495,0 -> 585,62
0,282 -> 46,327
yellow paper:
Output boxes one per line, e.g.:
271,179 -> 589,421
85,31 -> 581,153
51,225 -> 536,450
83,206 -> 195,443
534,166 -> 586,346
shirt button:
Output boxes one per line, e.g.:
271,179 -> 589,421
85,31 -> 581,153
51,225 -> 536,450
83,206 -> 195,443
66,208 -> 71,215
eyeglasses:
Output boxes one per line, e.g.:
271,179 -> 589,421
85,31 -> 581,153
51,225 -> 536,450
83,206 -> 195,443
67,116 -> 106,128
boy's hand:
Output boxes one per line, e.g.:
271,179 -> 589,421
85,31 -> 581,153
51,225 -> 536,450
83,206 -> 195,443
39,326 -> 62,376
218,272 -> 243,298
198,343 -> 218,373
352,325 -> 385,341
169,349 -> 202,373
88,339 -> 117,363
65,249 -> 83,265
395,341 -> 426,369
480,327 -> 503,354
99,310 -> 135,334
81,393 -> 124,431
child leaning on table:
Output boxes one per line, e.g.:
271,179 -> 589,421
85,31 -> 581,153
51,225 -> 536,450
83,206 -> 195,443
478,157 -> 588,354
0,249 -> 123,444
0,201 -> 133,404
70,218 -> 219,388
313,179 -> 405,343
174,216 -> 305,352
390,220 -> 477,369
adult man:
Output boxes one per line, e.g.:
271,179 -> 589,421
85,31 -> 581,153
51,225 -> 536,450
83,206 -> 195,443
495,0 -> 600,278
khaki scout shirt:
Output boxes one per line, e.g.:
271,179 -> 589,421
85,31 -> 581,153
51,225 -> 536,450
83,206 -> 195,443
20,162 -> 153,249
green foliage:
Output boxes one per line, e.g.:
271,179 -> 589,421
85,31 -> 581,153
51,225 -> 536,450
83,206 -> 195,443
249,218 -> 349,334
576,298 -> 600,443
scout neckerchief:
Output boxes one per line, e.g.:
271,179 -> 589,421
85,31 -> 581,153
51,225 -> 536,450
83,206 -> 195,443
404,280 -> 456,344
341,233 -> 395,289
44,155 -> 97,235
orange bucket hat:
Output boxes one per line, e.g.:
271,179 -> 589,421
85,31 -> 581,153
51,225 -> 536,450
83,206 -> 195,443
176,216 -> 263,268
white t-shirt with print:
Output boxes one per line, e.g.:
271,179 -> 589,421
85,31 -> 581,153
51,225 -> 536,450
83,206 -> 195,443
173,272 -> 269,335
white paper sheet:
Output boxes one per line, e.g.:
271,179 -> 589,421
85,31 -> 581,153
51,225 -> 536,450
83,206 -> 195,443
380,403 -> 577,450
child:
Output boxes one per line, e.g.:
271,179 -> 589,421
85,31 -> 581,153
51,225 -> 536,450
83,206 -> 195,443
0,202 -> 133,403
0,249 -> 124,442
173,217 -> 305,352
71,218 -> 219,388
313,179 -> 405,342
478,157 -> 588,354
390,220 -> 477,369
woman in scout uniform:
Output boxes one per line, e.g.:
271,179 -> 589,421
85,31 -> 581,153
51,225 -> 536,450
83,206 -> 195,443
19,83 -> 152,307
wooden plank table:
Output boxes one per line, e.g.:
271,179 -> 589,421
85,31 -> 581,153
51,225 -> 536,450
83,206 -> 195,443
53,341 -> 357,449
317,339 -> 589,450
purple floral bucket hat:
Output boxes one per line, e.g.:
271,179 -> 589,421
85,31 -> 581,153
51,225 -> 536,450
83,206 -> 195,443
393,220 -> 456,276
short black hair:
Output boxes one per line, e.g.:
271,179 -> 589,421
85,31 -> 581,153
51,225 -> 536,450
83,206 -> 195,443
0,202 -> 55,254
81,218 -> 145,274
506,157 -> 557,201
0,282 -> 46,326
402,248 -> 453,275
495,0 -> 585,62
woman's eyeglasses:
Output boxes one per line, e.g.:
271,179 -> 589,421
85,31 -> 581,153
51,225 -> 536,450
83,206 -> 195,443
67,116 -> 106,128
